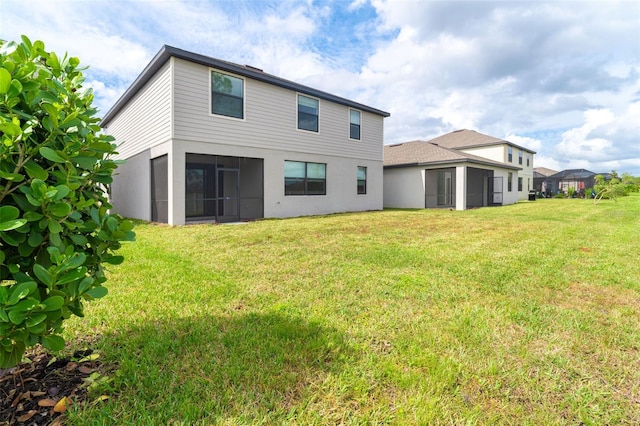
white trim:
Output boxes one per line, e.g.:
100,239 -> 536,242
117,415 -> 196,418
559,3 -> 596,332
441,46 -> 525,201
357,165 -> 367,195
348,108 -> 362,141
296,93 -> 320,134
170,57 -> 175,140
209,67 -> 246,121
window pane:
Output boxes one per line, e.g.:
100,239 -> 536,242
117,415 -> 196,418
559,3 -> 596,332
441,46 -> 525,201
285,177 -> 305,195
350,109 -> 360,125
284,161 -> 306,178
298,95 -> 318,111
357,166 -> 367,195
212,95 -> 242,118
284,161 -> 326,195
357,166 -> 366,180
350,123 -> 360,140
298,95 -> 318,132
212,72 -> 243,97
298,112 -> 318,132
306,179 -> 326,195
350,110 -> 361,140
306,163 -> 326,179
211,71 -> 243,119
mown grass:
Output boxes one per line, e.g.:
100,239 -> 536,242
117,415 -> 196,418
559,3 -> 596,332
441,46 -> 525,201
65,194 -> 640,425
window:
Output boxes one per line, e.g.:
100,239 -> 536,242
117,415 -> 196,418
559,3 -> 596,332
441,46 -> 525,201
508,172 -> 513,192
518,177 -> 523,192
350,109 -> 361,140
211,71 -> 244,119
298,95 -> 319,132
526,153 -> 530,167
284,161 -> 326,195
518,150 -> 523,165
357,166 -> 367,194
507,146 -> 513,162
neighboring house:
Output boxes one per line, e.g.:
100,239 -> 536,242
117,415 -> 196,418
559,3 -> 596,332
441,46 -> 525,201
101,46 -> 389,225
383,129 -> 535,210
539,169 -> 609,197
533,167 -> 558,196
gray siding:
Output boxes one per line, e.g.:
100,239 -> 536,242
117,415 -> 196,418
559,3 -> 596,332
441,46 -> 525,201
172,58 -> 383,161
104,61 -> 172,160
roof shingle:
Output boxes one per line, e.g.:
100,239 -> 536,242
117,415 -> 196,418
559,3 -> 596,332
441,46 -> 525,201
384,140 -> 520,170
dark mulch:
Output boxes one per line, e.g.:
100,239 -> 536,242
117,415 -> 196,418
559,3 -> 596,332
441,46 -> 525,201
0,347 -> 111,425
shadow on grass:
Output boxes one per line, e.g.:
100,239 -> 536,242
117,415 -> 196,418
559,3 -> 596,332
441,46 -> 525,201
74,311 -> 352,423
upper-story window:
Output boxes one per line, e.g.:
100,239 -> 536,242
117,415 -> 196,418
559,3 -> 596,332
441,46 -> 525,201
298,94 -> 319,132
526,153 -> 530,167
507,146 -> 513,163
518,150 -> 523,165
349,109 -> 361,140
211,71 -> 244,119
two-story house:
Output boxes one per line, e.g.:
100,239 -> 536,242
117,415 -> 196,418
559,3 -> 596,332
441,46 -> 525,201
383,129 -> 535,210
101,46 -> 390,225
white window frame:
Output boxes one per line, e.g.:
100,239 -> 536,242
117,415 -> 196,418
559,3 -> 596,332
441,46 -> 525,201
297,93 -> 320,133
357,166 -> 367,194
209,68 -> 246,121
349,109 -> 362,140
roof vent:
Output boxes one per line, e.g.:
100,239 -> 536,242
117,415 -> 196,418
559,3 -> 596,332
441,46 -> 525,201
244,65 -> 263,72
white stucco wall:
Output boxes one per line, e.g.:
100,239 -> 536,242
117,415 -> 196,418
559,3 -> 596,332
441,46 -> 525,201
110,150 -> 151,220
383,167 -> 425,208
167,140 -> 382,224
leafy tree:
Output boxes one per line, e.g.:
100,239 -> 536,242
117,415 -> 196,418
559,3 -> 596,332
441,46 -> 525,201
0,36 -> 134,368
593,170 -> 634,204
620,172 -> 639,193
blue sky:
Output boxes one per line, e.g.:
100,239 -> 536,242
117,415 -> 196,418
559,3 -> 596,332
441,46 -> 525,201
1,0 -> 639,175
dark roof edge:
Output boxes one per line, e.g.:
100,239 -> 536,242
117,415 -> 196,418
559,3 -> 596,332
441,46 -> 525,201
101,45 -> 172,126
101,45 -> 390,127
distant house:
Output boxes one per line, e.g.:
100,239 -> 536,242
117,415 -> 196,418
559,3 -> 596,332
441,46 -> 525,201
533,167 -> 558,196
536,168 -> 610,197
383,129 -> 535,210
101,46 -> 389,225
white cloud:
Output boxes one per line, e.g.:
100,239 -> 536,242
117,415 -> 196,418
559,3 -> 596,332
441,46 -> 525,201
84,80 -> 129,118
1,0 -> 638,175
506,135 -> 543,153
348,0 -> 368,11
548,104 -> 640,172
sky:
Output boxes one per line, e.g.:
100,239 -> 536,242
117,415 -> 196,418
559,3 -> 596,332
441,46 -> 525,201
1,0 -> 639,175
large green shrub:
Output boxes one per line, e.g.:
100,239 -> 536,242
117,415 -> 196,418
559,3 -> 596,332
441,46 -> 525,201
0,36 -> 134,368
594,171 -> 630,202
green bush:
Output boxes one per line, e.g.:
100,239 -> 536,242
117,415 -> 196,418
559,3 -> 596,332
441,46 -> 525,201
594,172 -> 630,201
0,36 -> 134,368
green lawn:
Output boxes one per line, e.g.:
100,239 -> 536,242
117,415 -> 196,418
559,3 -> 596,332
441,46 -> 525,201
65,194 -> 640,425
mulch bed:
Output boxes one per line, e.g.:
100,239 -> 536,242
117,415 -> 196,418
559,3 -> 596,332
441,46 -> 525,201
0,347 -> 111,425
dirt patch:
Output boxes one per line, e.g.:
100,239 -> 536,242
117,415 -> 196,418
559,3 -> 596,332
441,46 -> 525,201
552,281 -> 640,313
0,347 -> 113,425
